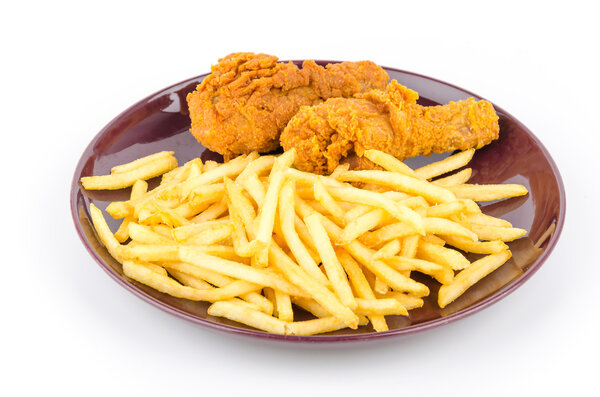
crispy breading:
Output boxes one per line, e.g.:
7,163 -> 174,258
280,81 -> 500,174
187,53 -> 389,160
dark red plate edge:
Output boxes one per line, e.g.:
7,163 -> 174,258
70,62 -> 566,343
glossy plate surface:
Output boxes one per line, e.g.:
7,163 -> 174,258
71,62 -> 565,342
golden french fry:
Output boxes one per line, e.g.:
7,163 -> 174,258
207,300 -> 286,334
447,184 -> 528,201
414,149 -> 475,180
110,151 -> 175,174
274,290 -> 294,322
304,213 -> 357,310
438,250 -> 512,308
191,199 -> 228,223
313,177 -> 345,224
171,219 -> 233,241
354,298 -> 408,316
89,204 -> 125,262
363,149 -> 419,178
360,222 -> 415,247
468,224 -> 527,242
128,222 -> 172,244
421,234 -> 446,246
382,292 -> 424,310
431,168 -> 472,187
285,316 -> 369,336
385,257 -> 454,284
336,170 -> 456,204
372,239 -> 402,260
465,213 -> 513,228
441,235 -> 508,254
82,155 -> 177,190
279,180 -> 330,285
424,217 -> 478,241
417,240 -> 470,271
426,201 -> 465,218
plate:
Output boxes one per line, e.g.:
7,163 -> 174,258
71,61 -> 565,342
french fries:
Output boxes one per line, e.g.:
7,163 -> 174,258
83,148 -> 528,335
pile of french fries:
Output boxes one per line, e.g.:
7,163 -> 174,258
82,148 -> 528,335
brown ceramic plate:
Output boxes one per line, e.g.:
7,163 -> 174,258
71,61 -> 565,342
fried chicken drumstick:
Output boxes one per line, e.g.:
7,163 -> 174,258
280,80 -> 500,174
187,53 -> 389,160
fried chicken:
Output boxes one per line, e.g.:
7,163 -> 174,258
280,80 -> 500,174
186,53 -> 389,160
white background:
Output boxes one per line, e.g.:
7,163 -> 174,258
2,1 -> 598,395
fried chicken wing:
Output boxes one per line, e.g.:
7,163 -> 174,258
186,53 -> 389,160
280,80 -> 500,174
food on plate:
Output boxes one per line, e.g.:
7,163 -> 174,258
280,80 -> 499,174
82,147 -> 528,334
80,151 -> 178,190
186,52 -> 389,160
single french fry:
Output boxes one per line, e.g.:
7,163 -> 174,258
274,290 -> 294,322
128,223 -> 173,244
180,223 -> 234,246
343,204 -> 373,225
313,177 -> 345,224
171,219 -> 233,241
279,180 -> 330,285
354,298 -> 408,316
421,234 -> 446,246
207,300 -> 286,334
360,222 -> 415,247
82,156 -> 177,190
382,292 -> 424,310
304,213 -> 357,310
400,235 -> 420,258
417,240 -> 470,271
363,149 -> 419,178
424,217 -> 478,241
447,184 -> 528,201
414,149 -> 475,180
89,204 -> 125,262
113,177 -> 147,242
438,250 -> 512,308
441,235 -> 509,254
110,151 -> 175,174
285,316 -> 370,336
432,168 -> 472,187
426,201 -> 465,218
468,224 -> 527,242
191,199 -> 228,223
336,170 -> 456,204
465,213 -> 513,228
330,163 -> 350,179
167,269 -> 213,290
385,257 -> 454,284
341,209 -> 387,244
372,239 -> 402,260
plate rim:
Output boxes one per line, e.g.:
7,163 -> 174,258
70,61 -> 566,343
